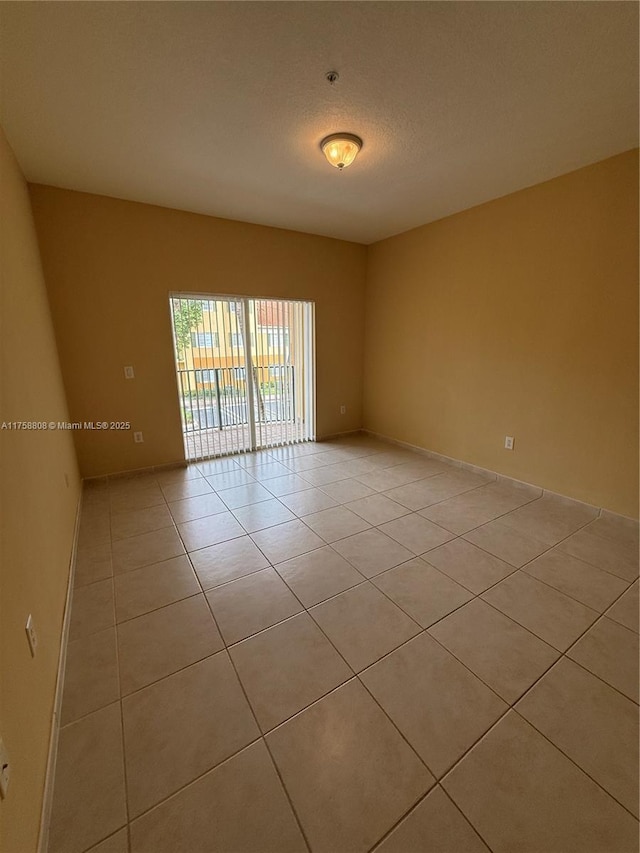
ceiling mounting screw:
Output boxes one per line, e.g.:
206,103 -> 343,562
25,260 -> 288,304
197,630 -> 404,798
325,70 -> 339,85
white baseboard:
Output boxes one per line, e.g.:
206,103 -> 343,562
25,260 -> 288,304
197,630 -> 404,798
37,491 -> 83,853
317,428 -> 364,442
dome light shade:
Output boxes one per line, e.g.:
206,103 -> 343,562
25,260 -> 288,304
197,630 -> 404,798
320,133 -> 362,170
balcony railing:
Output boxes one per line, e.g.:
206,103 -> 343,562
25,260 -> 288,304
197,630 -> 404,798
177,365 -> 296,433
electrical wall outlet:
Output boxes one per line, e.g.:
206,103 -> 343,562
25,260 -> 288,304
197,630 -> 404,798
124,366 -> 135,379
25,614 -> 37,657
340,405 -> 346,415
504,436 -> 515,450
134,431 -> 144,443
0,738 -> 10,799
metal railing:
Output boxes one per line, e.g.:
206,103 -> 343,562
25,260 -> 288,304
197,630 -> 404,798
177,365 -> 295,432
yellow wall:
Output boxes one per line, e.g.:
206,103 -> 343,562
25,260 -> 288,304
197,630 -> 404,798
364,150 -> 639,517
29,187 -> 367,477
0,130 -> 81,852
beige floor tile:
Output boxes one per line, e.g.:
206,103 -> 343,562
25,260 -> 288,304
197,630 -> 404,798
55,439 -> 639,852
567,617 -> 639,702
196,457 -> 241,477
346,494 -> 409,525
390,460 -> 452,481
49,704 -> 127,853
61,627 -> 119,724
233,498 -> 296,533
298,464 -> 351,486
442,711 -> 639,853
69,578 -> 115,640
117,594 -> 223,694
429,599 -> 559,703
161,477 -> 214,502
74,541 -> 112,587
426,538 -> 515,594
275,546 -> 365,606
267,679 -> 433,853
284,453 -> 337,473
250,461 -> 299,480
332,528 -> 414,578
178,511 -> 245,551
123,652 -> 260,816
319,478 -> 377,503
373,558 -> 473,628
517,657 -> 639,816
303,505 -> 371,543
586,514 -> 639,549
278,487 -> 339,516
523,548 -> 628,611
110,503 -> 173,541
464,520 -> 548,567
108,471 -> 159,491
82,481 -> 109,497
110,471 -> 154,488
190,535 -> 269,589
130,742 -> 306,853
374,786 -> 490,853
262,472 -> 315,496
81,496 -> 109,516
154,464 -> 202,485
607,581 -> 639,632
356,467 -> 428,492
333,457 -> 380,477
559,528 -> 639,582
379,514 -> 454,555
114,555 -> 200,622
366,449 -> 423,469
497,494 -> 598,546
385,471 -> 490,510
85,828 -> 129,853
78,513 -> 111,547
420,497 -> 502,537
109,484 -> 165,513
206,568 -> 302,644
167,491 -> 227,523
361,633 -> 506,777
205,468 -> 256,491
217,481 -> 273,509
420,481 -> 541,535
310,583 -> 421,671
230,613 -> 352,731
112,526 -> 184,574
482,571 -> 598,651
251,519 -> 324,563
286,452 -> 342,472
235,453 -> 278,468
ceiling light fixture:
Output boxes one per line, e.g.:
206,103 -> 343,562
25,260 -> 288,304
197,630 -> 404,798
320,133 -> 363,171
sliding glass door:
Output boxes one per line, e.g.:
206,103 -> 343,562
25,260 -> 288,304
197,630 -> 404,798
169,294 -> 315,461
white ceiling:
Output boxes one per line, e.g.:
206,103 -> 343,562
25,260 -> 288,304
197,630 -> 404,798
1,2 -> 637,244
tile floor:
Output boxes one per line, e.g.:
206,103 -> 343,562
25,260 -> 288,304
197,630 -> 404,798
48,435 -> 639,853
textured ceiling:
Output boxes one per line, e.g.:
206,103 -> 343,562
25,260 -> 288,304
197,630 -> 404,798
0,2 -> 637,244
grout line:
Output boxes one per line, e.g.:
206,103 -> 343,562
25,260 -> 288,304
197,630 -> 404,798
507,706 -> 640,821
113,663 -> 131,852
437,784 -> 498,853
367,781 -> 498,853
199,586 -> 313,852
